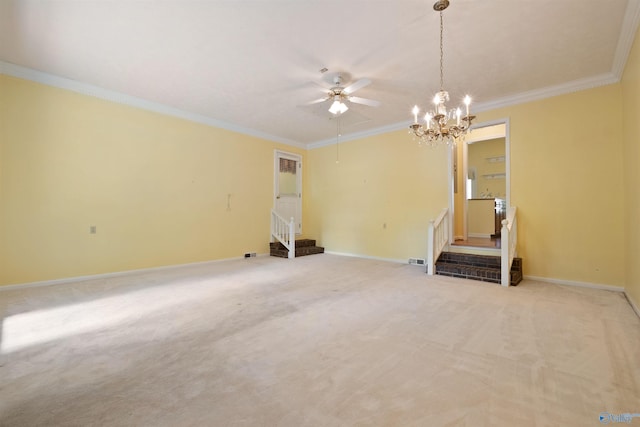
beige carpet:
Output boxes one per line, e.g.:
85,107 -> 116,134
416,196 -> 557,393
1,254 -> 639,426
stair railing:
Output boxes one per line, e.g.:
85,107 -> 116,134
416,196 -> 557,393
500,206 -> 518,287
427,208 -> 449,275
271,209 -> 295,259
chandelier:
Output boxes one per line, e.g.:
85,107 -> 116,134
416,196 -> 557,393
409,0 -> 475,146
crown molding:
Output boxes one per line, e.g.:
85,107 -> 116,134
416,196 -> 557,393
473,72 -> 620,113
0,61 -> 306,149
307,121 -> 409,149
4,1 -> 638,155
308,71 -> 620,149
612,0 -> 640,79
307,4 -> 640,150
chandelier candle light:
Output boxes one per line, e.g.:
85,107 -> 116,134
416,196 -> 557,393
409,0 -> 475,146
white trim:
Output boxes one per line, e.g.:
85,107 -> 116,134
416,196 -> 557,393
307,121 -> 408,149
625,292 -> 640,319
4,51 -> 635,152
448,144 -> 455,245
474,73 -> 619,113
454,118 -> 510,247
5,0 -> 639,154
523,275 -> 624,292
612,0 -> 640,79
307,72 -> 621,148
0,254 -> 269,292
466,124 -> 506,143
461,146 -> 469,241
0,60 -> 306,149
273,150 -> 303,235
504,119 -> 511,210
324,250 -> 406,265
448,245 -> 500,256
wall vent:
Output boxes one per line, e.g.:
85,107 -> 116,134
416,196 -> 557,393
408,258 -> 426,265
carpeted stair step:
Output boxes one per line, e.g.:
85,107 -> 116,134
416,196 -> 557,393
269,239 -> 325,258
435,252 -> 523,286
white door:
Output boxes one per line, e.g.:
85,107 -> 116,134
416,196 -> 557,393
274,151 -> 302,234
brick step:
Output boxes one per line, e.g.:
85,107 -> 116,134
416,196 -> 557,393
270,239 -> 324,258
270,239 -> 317,250
435,252 -> 523,286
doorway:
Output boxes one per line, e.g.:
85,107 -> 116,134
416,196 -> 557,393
274,150 -> 302,235
451,120 -> 509,248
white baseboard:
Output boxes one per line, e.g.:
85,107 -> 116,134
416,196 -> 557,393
324,251 -> 408,265
504,275 -> 640,319
523,275 -> 624,292
625,292 -> 640,319
0,253 -> 269,291
5,255 -> 638,321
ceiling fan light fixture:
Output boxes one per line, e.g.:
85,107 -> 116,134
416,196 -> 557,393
329,99 -> 348,115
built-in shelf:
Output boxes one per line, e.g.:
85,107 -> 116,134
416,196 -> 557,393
486,156 -> 505,163
482,173 -> 506,179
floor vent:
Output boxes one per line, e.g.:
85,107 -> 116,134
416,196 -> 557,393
408,258 -> 426,265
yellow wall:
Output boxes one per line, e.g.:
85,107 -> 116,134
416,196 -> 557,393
305,131 -> 449,261
475,84 -> 625,287
622,25 -> 640,306
1,43 -> 636,291
0,75 -> 305,286
468,138 -> 506,199
308,85 -> 626,287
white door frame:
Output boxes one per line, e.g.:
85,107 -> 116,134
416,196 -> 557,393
274,150 -> 302,235
450,118 -> 510,244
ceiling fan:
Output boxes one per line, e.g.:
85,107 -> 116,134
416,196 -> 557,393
305,72 -> 381,115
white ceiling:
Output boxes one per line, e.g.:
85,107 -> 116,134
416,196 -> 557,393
1,0 -> 639,147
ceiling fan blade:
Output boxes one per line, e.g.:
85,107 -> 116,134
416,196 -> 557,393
348,96 -> 381,107
343,78 -> 372,94
305,97 -> 329,105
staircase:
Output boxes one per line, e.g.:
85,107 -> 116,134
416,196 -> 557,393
270,239 -> 324,258
435,251 -> 523,285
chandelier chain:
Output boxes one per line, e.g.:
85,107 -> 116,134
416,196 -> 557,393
439,11 -> 444,91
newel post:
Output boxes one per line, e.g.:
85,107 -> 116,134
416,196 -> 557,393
427,219 -> 435,275
288,217 -> 295,259
500,219 -> 509,287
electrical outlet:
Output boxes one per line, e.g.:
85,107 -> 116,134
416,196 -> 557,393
90,226 -> 97,234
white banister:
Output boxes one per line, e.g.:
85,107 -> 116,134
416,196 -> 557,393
427,208 -> 449,275
500,206 -> 518,287
271,210 -> 295,259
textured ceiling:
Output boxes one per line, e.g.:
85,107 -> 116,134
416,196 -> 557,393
1,0 -> 639,146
